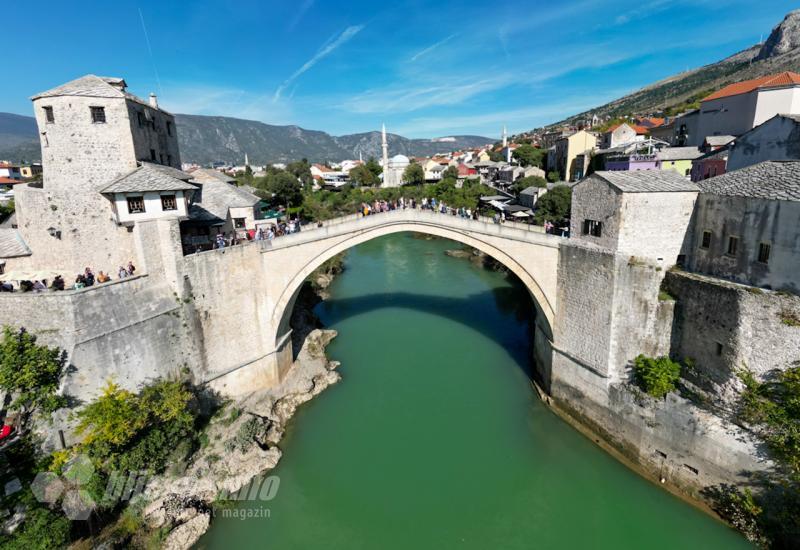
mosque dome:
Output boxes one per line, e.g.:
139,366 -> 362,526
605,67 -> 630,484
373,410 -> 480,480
389,154 -> 410,168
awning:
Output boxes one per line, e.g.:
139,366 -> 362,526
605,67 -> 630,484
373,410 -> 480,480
511,211 -> 531,218
481,195 -> 510,202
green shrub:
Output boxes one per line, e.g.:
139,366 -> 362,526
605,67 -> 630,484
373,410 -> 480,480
632,355 -> 681,398
0,504 -> 71,549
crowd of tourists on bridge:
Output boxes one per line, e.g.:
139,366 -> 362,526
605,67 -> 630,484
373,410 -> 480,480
358,197 -> 479,220
212,219 -> 303,251
0,261 -> 137,293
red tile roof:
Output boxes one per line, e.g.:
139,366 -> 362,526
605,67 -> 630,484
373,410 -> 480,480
703,71 -> 800,102
0,177 -> 21,184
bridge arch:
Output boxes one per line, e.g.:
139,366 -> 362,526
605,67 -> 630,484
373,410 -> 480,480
266,218 -> 559,355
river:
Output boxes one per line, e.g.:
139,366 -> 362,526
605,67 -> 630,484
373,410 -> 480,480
197,232 -> 749,549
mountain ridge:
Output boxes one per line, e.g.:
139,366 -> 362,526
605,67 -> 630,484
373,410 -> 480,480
0,111 -> 492,165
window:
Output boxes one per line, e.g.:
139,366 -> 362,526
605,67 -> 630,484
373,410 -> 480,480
126,196 -> 145,214
137,111 -> 146,128
166,121 -> 173,136
150,149 -> 156,161
167,154 -> 173,166
582,219 -> 602,237
715,342 -> 723,356
161,194 -> 177,211
726,235 -> 739,256
700,230 -> 712,249
758,242 -> 771,264
90,106 -> 106,123
234,218 -> 247,229
160,154 -> 165,165
43,106 -> 54,123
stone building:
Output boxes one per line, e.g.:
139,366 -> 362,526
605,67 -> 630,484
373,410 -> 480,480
180,168 -> 262,252
570,170 -> 699,265
6,75 -> 182,274
554,130 -> 597,182
688,160 -> 800,293
726,113 -> 800,171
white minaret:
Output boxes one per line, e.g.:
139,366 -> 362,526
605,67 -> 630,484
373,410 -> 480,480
502,125 -> 507,148
502,125 -> 511,163
244,152 -> 250,167
381,123 -> 389,169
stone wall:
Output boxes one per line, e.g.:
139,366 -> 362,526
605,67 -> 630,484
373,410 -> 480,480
569,175 -> 621,248
667,270 -> 800,406
12,183 -> 139,274
0,275 -> 200,405
617,192 -> 697,265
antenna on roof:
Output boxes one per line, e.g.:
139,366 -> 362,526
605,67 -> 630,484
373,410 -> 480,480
138,7 -> 164,98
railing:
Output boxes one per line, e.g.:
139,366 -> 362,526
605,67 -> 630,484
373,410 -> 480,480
257,207 -> 564,252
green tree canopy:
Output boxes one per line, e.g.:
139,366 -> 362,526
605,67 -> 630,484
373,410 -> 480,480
286,159 -> 314,188
349,164 -> 379,186
442,165 -> 459,180
402,163 -> 425,185
0,326 -> 67,416
259,170 -> 303,207
533,185 -> 571,225
512,144 -> 546,168
365,157 -> 382,177
546,170 -> 560,183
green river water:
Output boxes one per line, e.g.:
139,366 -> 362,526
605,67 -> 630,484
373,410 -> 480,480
197,232 -> 749,549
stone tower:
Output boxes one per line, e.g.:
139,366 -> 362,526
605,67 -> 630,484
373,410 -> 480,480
14,74 -> 183,272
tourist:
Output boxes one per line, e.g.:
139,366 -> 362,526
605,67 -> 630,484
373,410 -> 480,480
51,275 -> 65,291
97,271 -> 110,283
73,274 -> 86,290
33,280 -> 47,292
118,266 -> 128,279
0,281 -> 12,292
84,267 -> 95,286
215,234 -> 225,249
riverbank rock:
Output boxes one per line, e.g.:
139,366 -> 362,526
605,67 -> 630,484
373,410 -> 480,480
162,512 -> 211,550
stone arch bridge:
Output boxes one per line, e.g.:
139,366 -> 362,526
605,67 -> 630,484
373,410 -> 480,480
179,209 -> 566,395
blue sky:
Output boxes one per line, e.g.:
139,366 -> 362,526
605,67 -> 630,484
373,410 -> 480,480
3,0 -> 797,138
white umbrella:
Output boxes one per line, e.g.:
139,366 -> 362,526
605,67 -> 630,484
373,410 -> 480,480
511,211 -> 531,218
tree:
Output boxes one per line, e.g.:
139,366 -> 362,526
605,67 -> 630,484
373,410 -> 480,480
533,185 -> 571,225
512,176 -> 547,195
349,164 -> 379,186
286,159 -> 313,188
632,355 -> 681,398
0,326 -> 67,416
265,171 -> 303,207
365,157 -> 382,177
512,144 -> 545,168
546,170 -> 560,183
75,379 -> 195,472
442,166 -> 459,180
488,150 -> 505,162
402,163 -> 425,185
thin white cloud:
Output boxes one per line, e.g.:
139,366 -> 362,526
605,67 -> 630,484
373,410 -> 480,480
287,0 -> 315,32
273,24 -> 364,101
410,34 -> 458,62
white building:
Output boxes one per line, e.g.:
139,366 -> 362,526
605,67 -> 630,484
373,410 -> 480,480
694,71 -> 800,145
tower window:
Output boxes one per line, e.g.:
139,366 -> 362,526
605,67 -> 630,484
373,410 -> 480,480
582,219 -> 602,237
137,112 -> 145,128
166,121 -> 173,136
726,235 -> 739,256
161,194 -> 177,211
126,196 -> 145,214
700,230 -> 712,249
90,106 -> 106,123
150,149 -> 156,161
757,242 -> 771,264
43,106 -> 54,123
